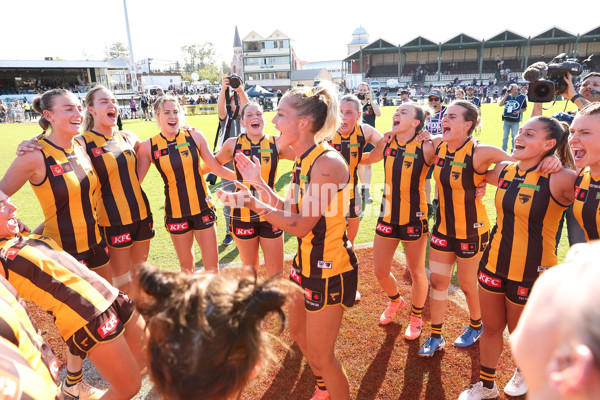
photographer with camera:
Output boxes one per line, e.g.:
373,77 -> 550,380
356,82 -> 381,204
499,84 -> 528,152
215,74 -> 249,245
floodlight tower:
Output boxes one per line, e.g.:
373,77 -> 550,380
122,0 -> 138,92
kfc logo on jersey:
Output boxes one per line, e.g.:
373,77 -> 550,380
376,223 -> 393,234
435,156 -> 445,167
575,186 -> 588,201
4,243 -> 26,260
168,222 -> 189,232
517,286 -> 529,297
430,235 -> 448,247
97,313 -> 120,339
317,260 -> 333,269
235,227 -> 255,236
91,147 -> 105,157
111,233 -> 132,246
478,271 -> 501,288
461,243 -> 476,252
289,267 -> 302,285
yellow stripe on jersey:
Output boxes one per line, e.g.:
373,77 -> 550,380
481,163 -> 567,281
0,337 -> 59,400
150,129 -> 213,218
0,235 -> 118,341
31,139 -> 101,254
573,167 -> 600,241
433,138 -> 489,238
0,278 -> 59,388
290,143 -> 358,279
380,135 -> 429,225
233,134 -> 279,222
81,130 -> 150,227
329,125 -> 366,200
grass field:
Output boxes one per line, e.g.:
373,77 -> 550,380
0,99 -> 577,271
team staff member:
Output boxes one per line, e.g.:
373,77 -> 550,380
214,102 -> 294,277
15,86 -> 153,294
424,89 -> 446,218
0,276 -> 61,399
459,116 -> 576,400
218,82 -> 358,400
360,103 -> 432,340
331,94 -> 382,243
356,82 -> 381,205
570,103 -> 600,240
417,101 -> 560,357
0,193 -> 146,399
499,84 -> 528,152
137,95 -> 235,274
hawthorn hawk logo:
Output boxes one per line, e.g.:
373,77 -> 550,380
518,194 -> 531,204
451,171 -> 460,180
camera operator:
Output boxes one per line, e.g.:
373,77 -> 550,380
356,82 -> 381,204
529,72 -> 600,248
216,75 -> 249,245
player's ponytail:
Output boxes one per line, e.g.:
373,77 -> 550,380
535,116 -> 575,169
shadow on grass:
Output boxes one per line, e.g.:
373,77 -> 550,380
397,341 -> 446,400
260,343 -> 313,400
356,323 -> 401,400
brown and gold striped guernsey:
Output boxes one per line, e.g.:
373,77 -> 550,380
31,138 -> 101,255
81,130 -> 150,227
329,124 -> 366,200
433,138 -> 490,238
0,337 -> 59,400
480,163 -> 567,282
290,143 -> 358,279
573,167 -> 600,241
0,235 -> 118,341
0,276 -> 60,389
232,134 -> 279,222
150,129 -> 213,218
380,134 -> 429,225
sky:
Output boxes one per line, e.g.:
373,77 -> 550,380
3,0 -> 598,66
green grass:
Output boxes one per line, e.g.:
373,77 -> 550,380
0,99 -> 577,270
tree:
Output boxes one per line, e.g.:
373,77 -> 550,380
105,42 -> 129,60
181,43 -> 217,73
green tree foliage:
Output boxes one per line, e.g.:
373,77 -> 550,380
180,43 -> 224,84
105,42 -> 129,60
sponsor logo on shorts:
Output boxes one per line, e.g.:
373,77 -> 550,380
376,223 -> 393,234
305,289 -> 323,306
407,226 -> 420,235
236,227 -> 255,236
49,359 -> 59,379
79,259 -> 88,267
202,214 -> 212,223
430,235 -> 448,247
272,225 -> 280,232
168,222 -> 189,232
289,268 -> 301,285
575,186 -> 588,202
517,286 -> 529,297
97,313 -> 120,339
328,292 -> 340,303
460,243 -> 477,252
111,233 -> 132,246
317,260 -> 333,269
478,271 -> 501,288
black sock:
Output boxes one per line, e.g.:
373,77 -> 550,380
431,323 -> 443,338
66,369 -> 82,387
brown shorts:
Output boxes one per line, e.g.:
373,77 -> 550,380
429,227 -> 489,259
66,292 -> 135,359
102,215 -> 155,249
375,218 -> 428,241
165,208 -> 216,235
72,242 -> 110,270
230,219 -> 283,240
289,267 -> 358,312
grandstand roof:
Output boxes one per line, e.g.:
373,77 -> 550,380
533,27 -> 576,40
581,26 -> 600,38
403,36 -> 437,48
0,59 -> 110,69
444,34 -> 480,45
486,30 -> 526,43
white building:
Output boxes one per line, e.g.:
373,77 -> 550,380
242,30 -> 299,91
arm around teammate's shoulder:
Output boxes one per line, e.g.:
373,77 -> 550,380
550,168 -> 577,206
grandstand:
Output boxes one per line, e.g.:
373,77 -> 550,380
344,26 -> 600,89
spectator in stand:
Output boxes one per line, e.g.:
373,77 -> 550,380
466,86 -> 481,108
398,89 -> 413,104
356,81 -> 381,204
499,84 -> 527,152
